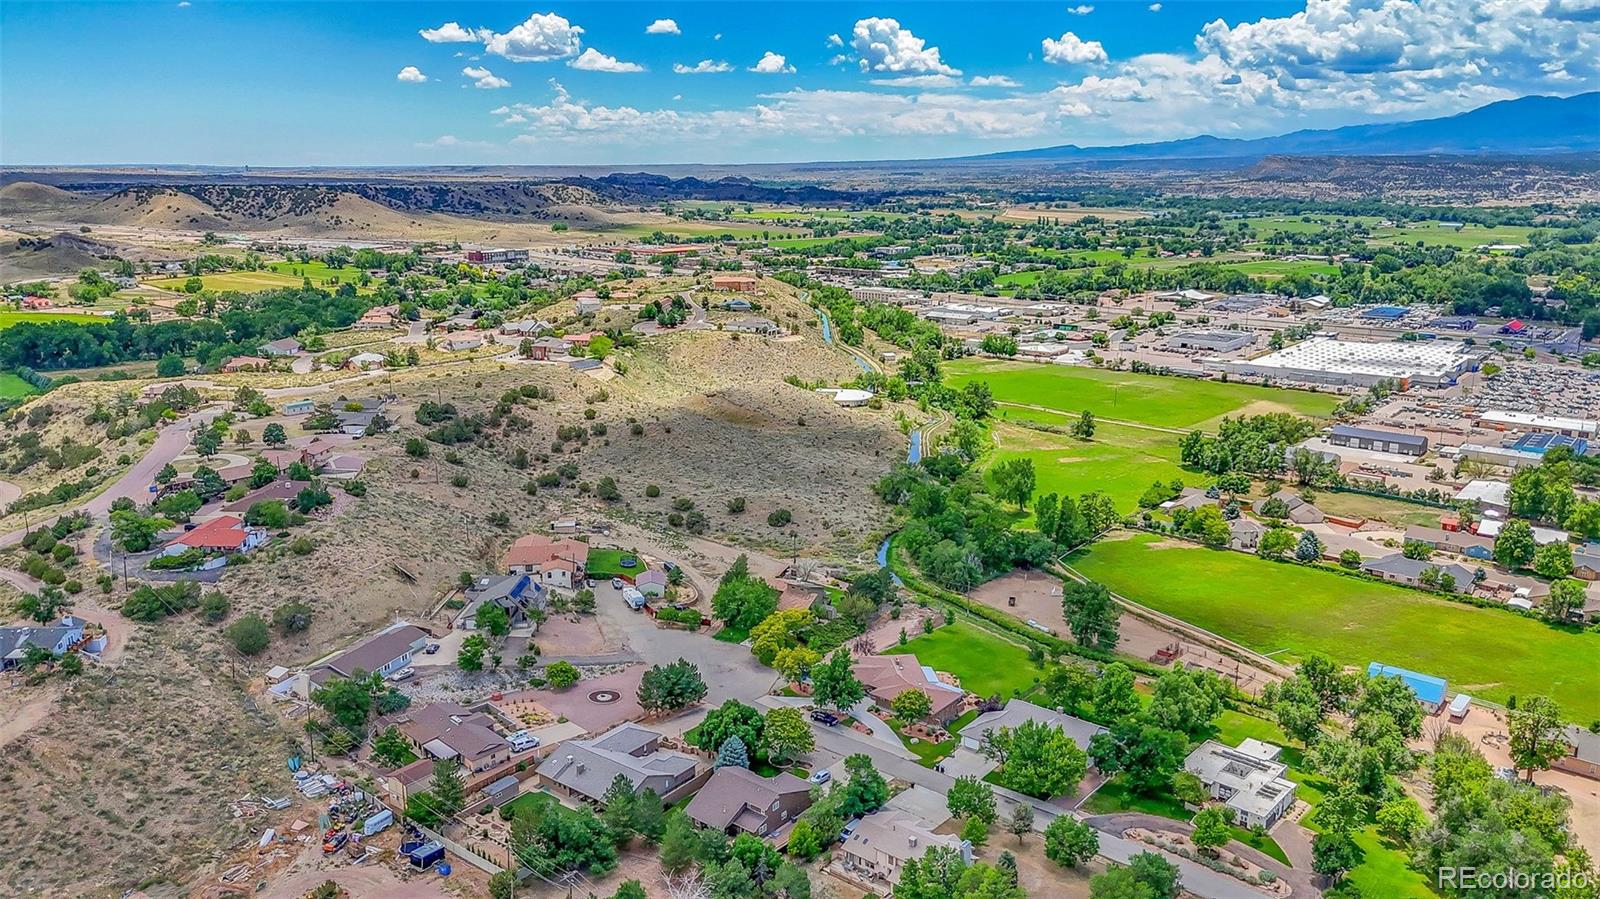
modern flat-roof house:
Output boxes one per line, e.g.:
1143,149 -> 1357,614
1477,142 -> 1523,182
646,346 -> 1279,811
1328,424 -> 1428,457
1183,738 -> 1299,830
959,700 -> 1106,753
854,654 -> 966,725
839,811 -> 969,888
0,616 -> 86,670
260,337 -> 303,357
1367,661 -> 1447,714
1360,554 -> 1476,590
536,723 -> 698,805
684,767 -> 812,842
501,534 -> 588,589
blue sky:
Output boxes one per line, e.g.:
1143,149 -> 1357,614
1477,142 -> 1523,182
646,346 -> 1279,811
2,1 -> 1595,165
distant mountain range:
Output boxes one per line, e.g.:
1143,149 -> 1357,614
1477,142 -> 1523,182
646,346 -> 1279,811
962,92 -> 1600,163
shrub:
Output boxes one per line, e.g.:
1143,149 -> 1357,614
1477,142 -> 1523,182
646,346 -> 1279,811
645,484 -> 661,498
273,601 -> 313,634
767,508 -> 793,527
226,615 -> 271,655
201,591 -> 231,623
450,473 -> 470,488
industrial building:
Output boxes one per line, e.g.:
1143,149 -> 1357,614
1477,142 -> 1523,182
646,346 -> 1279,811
1327,424 -> 1428,457
1163,330 -> 1255,353
1476,410 -> 1599,439
1207,337 -> 1480,388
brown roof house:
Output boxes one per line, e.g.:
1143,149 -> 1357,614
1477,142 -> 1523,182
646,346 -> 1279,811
536,723 -> 699,805
853,654 -> 966,724
684,767 -> 813,843
502,534 -> 588,589
839,811 -> 970,889
394,702 -> 512,774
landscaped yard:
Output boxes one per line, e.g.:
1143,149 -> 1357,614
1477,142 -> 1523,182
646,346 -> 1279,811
585,548 -> 641,579
985,410 -> 1195,511
895,708 -> 978,767
1068,533 -> 1600,721
882,620 -> 1042,700
946,359 -> 1338,431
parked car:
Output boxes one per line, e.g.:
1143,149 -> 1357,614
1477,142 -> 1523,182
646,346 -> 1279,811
662,561 -> 678,572
809,769 -> 832,785
508,731 -> 540,752
810,710 -> 840,726
389,667 -> 415,682
611,577 -> 624,590
586,578 -> 596,588
423,643 -> 441,654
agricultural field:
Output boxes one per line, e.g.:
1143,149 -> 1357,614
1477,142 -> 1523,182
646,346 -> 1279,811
947,360 -> 1339,431
148,270 -> 306,293
264,260 -> 373,284
1068,533 -> 1600,721
1224,258 -> 1342,278
0,372 -> 39,398
1369,220 -> 1536,248
986,410 -> 1193,510
0,310 -> 105,329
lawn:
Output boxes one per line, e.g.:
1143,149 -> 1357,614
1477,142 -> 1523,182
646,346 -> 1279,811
585,548 -> 640,579
946,359 -> 1338,431
882,621 -> 1042,699
265,260 -> 375,285
149,270 -> 306,293
986,411 -> 1195,511
1312,490 -> 1448,529
897,708 -> 978,767
1068,533 -> 1600,721
0,372 -> 40,399
0,310 -> 104,330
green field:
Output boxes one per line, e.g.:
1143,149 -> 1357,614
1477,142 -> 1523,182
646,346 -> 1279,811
883,620 -> 1042,699
0,310 -> 104,330
1225,259 -> 1342,278
1069,534 -> 1600,721
150,270 -> 307,293
989,410 -> 1194,510
1370,221 -> 1536,249
265,261 -> 374,283
585,548 -> 641,579
1312,490 -> 1447,529
0,372 -> 40,398
948,360 -> 1338,431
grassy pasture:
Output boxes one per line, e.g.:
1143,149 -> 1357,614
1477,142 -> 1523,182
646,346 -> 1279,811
882,620 -> 1043,700
1369,221 -> 1536,248
986,410 -> 1194,511
0,372 -> 39,398
1068,533 -> 1600,721
946,359 -> 1338,431
0,311 -> 105,330
149,270 -> 305,293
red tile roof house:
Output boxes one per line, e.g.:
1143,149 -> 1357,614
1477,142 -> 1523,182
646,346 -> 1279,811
853,654 -> 967,725
502,534 -> 588,590
161,516 -> 266,559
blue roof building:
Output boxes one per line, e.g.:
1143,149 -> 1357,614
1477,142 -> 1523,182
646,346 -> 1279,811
1367,662 -> 1447,712
1361,305 -> 1409,320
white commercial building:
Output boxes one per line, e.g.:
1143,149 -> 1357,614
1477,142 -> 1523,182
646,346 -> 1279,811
1477,410 -> 1599,438
1206,337 -> 1480,388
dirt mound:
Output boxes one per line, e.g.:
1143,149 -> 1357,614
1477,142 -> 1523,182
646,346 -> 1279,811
0,181 -> 90,216
0,229 -> 119,280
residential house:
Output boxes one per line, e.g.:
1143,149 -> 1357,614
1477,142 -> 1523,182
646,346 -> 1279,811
525,336 -> 571,360
1575,545 -> 1600,580
1556,725 -> 1600,780
721,299 -> 753,312
535,723 -> 699,804
958,699 -> 1105,753
1183,738 -> 1299,829
684,767 -> 812,841
466,574 -> 547,627
300,437 -> 340,468
439,334 -> 484,352
1402,525 -> 1495,560
633,570 -> 669,598
394,703 -> 512,774
222,355 -> 270,373
283,399 -> 315,416
1360,553 -> 1476,590
0,616 -> 86,670
354,305 -> 399,330
711,275 -> 758,291
270,623 -> 430,700
1366,662 -> 1447,714
1252,489 -> 1324,525
576,296 -> 603,315
839,811 -> 969,888
853,654 -> 966,725
334,410 -> 378,436
221,480 -> 301,514
724,317 -> 779,336
502,534 -> 588,589
1454,479 -> 1511,514
1229,517 -> 1266,552
501,319 -> 549,337
260,337 -> 303,357
1162,487 -> 1217,512
346,352 -> 386,371
162,516 -> 267,557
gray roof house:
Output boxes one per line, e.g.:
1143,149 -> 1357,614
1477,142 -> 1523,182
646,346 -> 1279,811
536,723 -> 698,804
260,337 -> 303,357
684,766 -> 813,841
0,616 -> 86,670
724,317 -> 780,335
1253,489 -> 1325,524
959,699 -> 1106,753
465,573 -> 547,627
1361,554 -> 1476,589
1229,517 -> 1267,551
1574,545 -> 1600,581
1557,725 -> 1600,780
270,623 -> 430,700
1184,738 -> 1299,829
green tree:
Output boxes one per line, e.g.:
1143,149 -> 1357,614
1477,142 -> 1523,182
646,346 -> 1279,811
600,774 -> 639,841
1127,852 -> 1181,899
891,688 -> 934,723
372,725 -> 414,769
637,658 -> 707,713
1533,541 -> 1575,580
225,614 -> 270,655
712,557 -> 780,631
1257,526 -> 1297,559
545,659 -> 580,687
715,734 -> 751,769
431,758 -> 466,816
982,719 -> 1088,799
156,353 -> 185,377
262,422 -> 287,445
1088,866 -> 1153,899
1043,816 -> 1099,868
961,815 -> 990,847
457,633 -> 489,671
1147,665 -> 1227,737
1494,518 -> 1537,569
1062,580 -> 1119,650
1041,662 -> 1097,714
1265,675 -> 1325,745
310,669 -> 380,731
1311,831 -> 1361,884
1508,694 -> 1569,779
1006,803 -> 1034,843
1375,796 -> 1427,846
110,510 -> 171,552
1071,410 -> 1097,440
811,648 -> 865,712
1092,662 -> 1141,721
1089,720 -> 1189,796
659,813 -> 700,873
1189,806 -> 1232,856
990,457 -> 1037,509
1545,577 -> 1587,624
947,775 -> 997,823
839,753 -> 888,817
273,601 -> 313,634
475,601 -> 511,636
762,706 -> 814,763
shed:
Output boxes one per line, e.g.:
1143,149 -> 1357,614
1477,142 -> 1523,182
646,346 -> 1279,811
1447,694 -> 1472,722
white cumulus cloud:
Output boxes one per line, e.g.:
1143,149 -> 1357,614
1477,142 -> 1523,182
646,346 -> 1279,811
827,33 -> 844,47
396,65 -> 428,83
645,18 -> 680,35
462,66 -> 510,89
673,59 -> 732,74
1148,3 -> 1162,10
569,48 -> 645,72
870,74 -> 961,88
1042,31 -> 1108,65
1067,5 -> 1095,14
484,12 -> 583,62
750,52 -> 796,74
969,75 -> 1021,88
419,21 -> 478,43
852,17 -> 960,75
